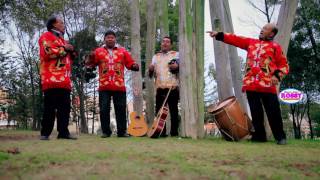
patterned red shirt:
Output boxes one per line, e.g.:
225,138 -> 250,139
39,31 -> 72,91
220,33 -> 289,94
89,46 -> 136,92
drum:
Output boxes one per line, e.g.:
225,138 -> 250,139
208,96 -> 253,141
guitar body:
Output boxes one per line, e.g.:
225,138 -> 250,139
147,105 -> 169,138
128,111 -> 148,137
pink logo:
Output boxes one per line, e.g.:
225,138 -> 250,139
279,88 -> 304,104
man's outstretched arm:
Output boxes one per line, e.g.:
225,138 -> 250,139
207,31 -> 251,50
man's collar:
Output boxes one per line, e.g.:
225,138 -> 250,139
103,44 -> 120,50
50,29 -> 64,38
160,50 -> 172,54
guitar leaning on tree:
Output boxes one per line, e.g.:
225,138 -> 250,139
128,86 -> 148,137
147,87 -> 172,138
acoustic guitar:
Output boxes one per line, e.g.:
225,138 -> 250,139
147,87 -> 172,138
128,111 -> 148,137
128,86 -> 148,137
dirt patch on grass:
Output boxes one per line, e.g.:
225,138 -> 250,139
151,167 -> 168,177
0,134 -> 39,141
146,156 -> 171,164
213,158 -> 249,166
290,162 -> 320,177
227,170 -> 248,180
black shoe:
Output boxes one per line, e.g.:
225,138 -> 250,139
57,135 -> 77,140
40,136 -> 49,140
117,133 -> 130,138
276,139 -> 287,145
160,134 -> 168,138
101,134 -> 111,138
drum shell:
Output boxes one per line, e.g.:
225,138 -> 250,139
211,96 -> 252,141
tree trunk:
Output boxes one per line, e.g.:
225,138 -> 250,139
222,0 -> 248,113
306,94 -> 314,139
209,0 -> 233,101
179,0 -> 205,139
92,79 -> 97,134
158,0 -> 169,38
130,0 -> 143,115
75,80 -> 88,134
274,0 -> 298,55
145,0 -> 156,125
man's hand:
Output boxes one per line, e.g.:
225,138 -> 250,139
271,75 -> 279,86
206,31 -> 218,38
131,63 -> 139,71
168,62 -> 178,71
148,64 -> 155,78
64,44 -> 74,52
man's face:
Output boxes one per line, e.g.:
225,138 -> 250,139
161,38 -> 172,52
259,23 -> 275,40
105,34 -> 116,48
53,18 -> 65,33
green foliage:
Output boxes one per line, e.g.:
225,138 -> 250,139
155,0 -> 179,52
280,0 -> 320,139
310,103 -> 320,137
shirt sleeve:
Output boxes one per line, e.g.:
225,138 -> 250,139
175,52 -> 180,64
273,45 -> 289,81
216,32 -> 252,50
151,55 -> 157,65
124,50 -> 136,69
39,35 -> 67,61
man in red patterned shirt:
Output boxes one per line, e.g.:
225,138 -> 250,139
86,30 -> 139,138
39,16 -> 77,140
208,23 -> 289,145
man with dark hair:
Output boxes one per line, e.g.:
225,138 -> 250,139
39,16 -> 77,140
148,36 -> 180,137
207,23 -> 289,145
86,30 -> 139,138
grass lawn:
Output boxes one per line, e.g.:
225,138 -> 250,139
0,130 -> 319,180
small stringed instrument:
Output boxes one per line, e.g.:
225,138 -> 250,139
128,86 -> 148,137
147,87 -> 172,138
128,111 -> 148,137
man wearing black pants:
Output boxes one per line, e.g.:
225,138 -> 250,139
86,30 -> 139,137
41,89 -> 72,139
246,91 -> 286,142
99,91 -> 127,137
39,16 -> 77,140
148,36 -> 180,137
208,23 -> 289,145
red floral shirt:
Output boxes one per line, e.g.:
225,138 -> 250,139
88,46 -> 135,92
220,33 -> 289,94
39,31 -> 72,91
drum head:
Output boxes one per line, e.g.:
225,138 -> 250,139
211,96 -> 236,113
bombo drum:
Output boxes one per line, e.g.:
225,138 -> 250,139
208,96 -> 253,141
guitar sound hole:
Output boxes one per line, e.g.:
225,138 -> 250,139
135,116 -> 140,119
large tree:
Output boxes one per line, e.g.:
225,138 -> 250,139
144,0 -> 156,125
179,0 -> 204,138
209,0 -> 233,101
130,0 -> 143,116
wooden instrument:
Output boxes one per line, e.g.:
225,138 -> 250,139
128,85 -> 148,137
208,96 -> 253,141
147,87 -> 172,138
128,111 -> 148,137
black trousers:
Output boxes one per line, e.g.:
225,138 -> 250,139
155,88 -> 180,136
99,90 -> 127,136
41,88 -> 71,137
246,91 -> 286,141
